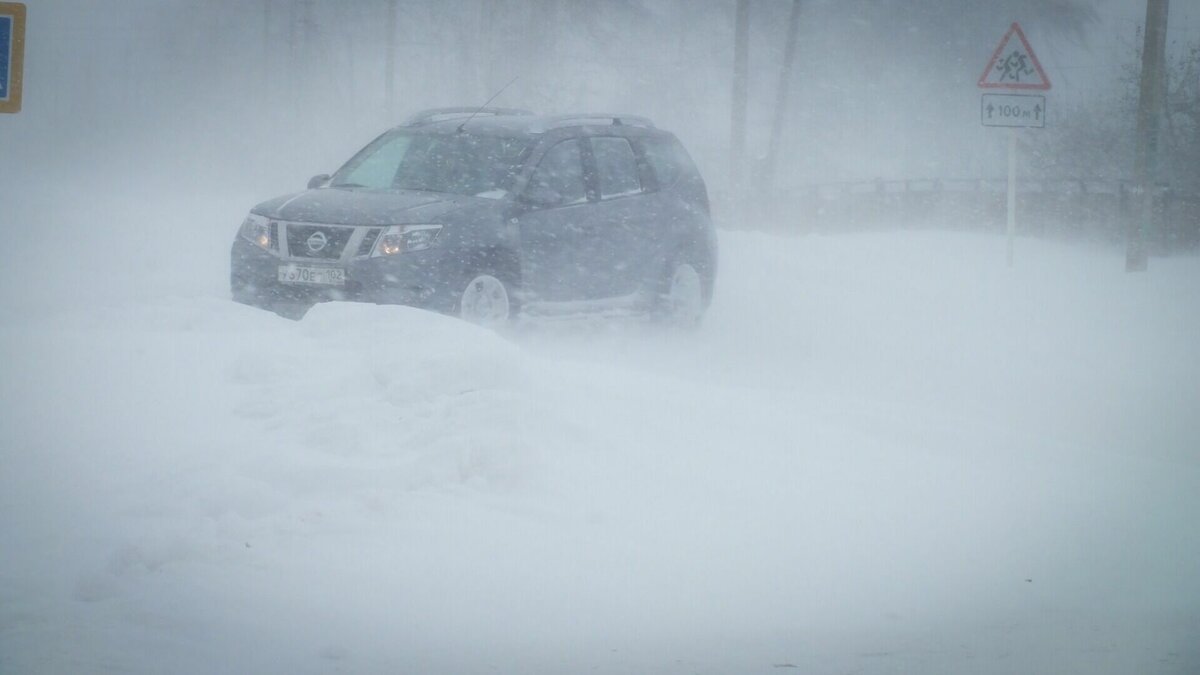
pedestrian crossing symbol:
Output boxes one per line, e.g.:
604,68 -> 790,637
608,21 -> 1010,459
978,22 -> 1051,91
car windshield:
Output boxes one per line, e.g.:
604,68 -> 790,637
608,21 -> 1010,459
331,131 -> 528,198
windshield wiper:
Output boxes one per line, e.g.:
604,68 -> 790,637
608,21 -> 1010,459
330,182 -> 366,188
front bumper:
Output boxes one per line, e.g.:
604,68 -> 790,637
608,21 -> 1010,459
230,237 -> 458,313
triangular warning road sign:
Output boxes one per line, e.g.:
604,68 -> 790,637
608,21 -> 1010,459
978,22 -> 1051,90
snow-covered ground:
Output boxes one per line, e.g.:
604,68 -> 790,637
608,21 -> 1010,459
2,228 -> 1198,674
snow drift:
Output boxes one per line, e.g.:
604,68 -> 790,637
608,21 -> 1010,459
2,230 -> 1198,674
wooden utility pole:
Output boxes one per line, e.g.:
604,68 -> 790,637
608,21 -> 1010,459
763,0 -> 803,193
730,0 -> 750,203
1127,0 -> 1170,272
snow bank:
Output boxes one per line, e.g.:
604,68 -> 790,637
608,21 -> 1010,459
1,231 -> 1198,674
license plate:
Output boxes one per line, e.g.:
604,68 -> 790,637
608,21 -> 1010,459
277,264 -> 345,286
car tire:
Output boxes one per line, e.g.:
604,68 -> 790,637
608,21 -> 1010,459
456,271 -> 516,328
651,257 -> 706,328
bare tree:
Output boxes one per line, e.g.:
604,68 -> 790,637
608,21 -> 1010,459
763,0 -> 803,193
730,0 -> 750,201
385,0 -> 398,118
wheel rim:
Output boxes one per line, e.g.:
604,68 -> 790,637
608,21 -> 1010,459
666,263 -> 703,325
459,274 -> 510,326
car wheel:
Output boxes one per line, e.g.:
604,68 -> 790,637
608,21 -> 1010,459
655,260 -> 705,328
457,273 -> 513,327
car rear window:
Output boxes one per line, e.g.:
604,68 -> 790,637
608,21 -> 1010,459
639,135 -> 689,190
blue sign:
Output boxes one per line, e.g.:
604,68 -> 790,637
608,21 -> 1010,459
0,2 -> 24,113
0,15 -> 10,100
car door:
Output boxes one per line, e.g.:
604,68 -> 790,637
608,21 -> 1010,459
514,137 -> 595,302
581,135 -> 656,298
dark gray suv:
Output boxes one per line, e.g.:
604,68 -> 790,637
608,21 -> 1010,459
230,108 -> 717,326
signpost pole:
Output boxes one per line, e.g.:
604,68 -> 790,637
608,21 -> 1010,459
978,22 -> 1049,268
1007,128 -> 1016,267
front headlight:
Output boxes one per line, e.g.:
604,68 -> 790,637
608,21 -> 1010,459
372,225 -> 443,256
238,213 -> 272,250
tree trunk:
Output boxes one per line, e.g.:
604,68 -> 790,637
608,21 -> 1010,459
763,0 -> 802,194
262,0 -> 272,92
730,0 -> 751,203
385,0 -> 398,120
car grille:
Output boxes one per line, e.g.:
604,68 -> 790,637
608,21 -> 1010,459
285,224 -> 354,260
357,228 -> 382,257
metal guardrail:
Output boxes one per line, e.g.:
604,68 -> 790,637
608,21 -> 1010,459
784,177 -> 1176,197
728,178 -> 1200,251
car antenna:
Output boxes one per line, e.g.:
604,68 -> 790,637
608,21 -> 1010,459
457,76 -> 519,133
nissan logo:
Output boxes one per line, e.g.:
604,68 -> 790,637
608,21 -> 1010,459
306,231 -> 328,253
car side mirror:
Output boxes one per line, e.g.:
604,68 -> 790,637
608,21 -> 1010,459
520,184 -> 563,209
307,174 -> 331,190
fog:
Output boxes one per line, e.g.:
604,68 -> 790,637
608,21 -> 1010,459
3,1 -> 1199,312
2,1 -> 1199,673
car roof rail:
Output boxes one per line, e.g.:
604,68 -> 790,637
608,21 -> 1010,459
533,113 -> 656,132
402,107 -> 535,126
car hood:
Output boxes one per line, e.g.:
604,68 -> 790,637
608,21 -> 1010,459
252,188 -> 477,226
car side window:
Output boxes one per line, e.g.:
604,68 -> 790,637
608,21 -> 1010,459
591,137 -> 642,199
528,139 -> 587,206
639,136 -> 683,190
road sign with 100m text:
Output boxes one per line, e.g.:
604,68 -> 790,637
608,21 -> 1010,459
976,22 -> 1051,267
0,2 -> 26,114
982,94 -> 1045,128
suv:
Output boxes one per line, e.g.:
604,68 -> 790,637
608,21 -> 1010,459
230,108 -> 717,326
